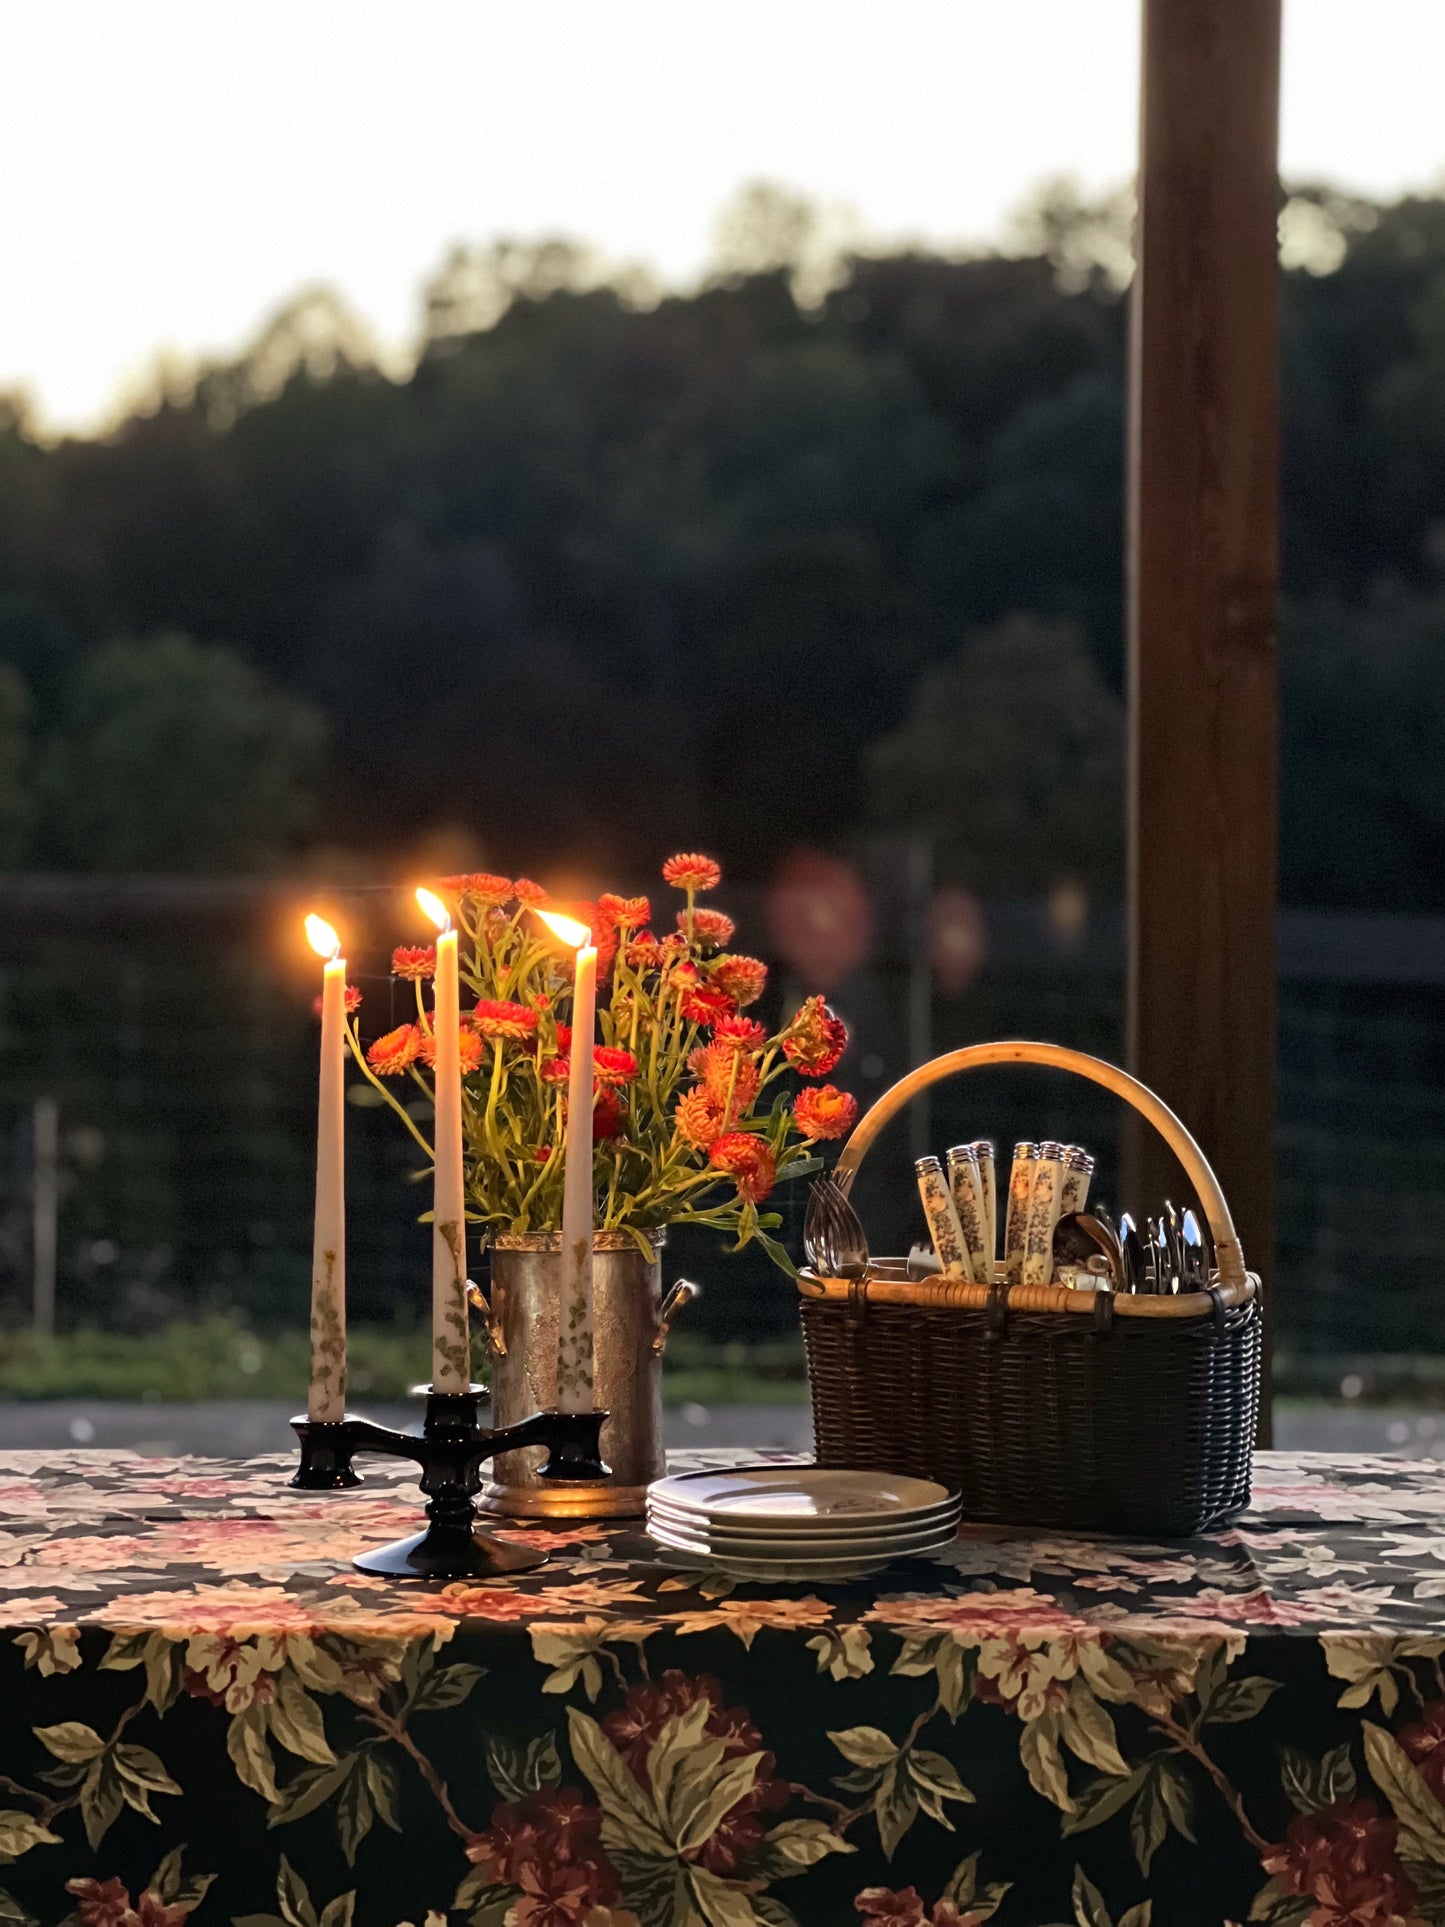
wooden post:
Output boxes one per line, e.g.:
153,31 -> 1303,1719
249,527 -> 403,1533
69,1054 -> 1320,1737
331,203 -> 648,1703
1128,0 -> 1281,1439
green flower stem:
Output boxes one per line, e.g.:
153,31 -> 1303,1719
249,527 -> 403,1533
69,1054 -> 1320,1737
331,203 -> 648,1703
344,1021 -> 436,1161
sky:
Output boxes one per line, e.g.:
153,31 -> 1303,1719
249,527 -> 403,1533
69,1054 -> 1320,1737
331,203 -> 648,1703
3,0 -> 1444,433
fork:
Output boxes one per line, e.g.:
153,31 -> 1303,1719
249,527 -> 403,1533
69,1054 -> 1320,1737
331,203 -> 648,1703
803,1174 -> 870,1278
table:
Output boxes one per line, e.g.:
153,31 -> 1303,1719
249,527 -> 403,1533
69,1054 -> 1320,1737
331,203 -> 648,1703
1,1450 -> 1444,1927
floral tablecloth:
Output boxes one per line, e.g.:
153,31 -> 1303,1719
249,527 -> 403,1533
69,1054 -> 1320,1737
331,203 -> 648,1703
3,1449 -> 1445,1927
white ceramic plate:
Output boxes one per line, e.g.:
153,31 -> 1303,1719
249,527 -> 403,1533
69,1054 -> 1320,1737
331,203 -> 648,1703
648,1466 -> 957,1530
647,1515 -> 959,1562
645,1528 -> 955,1582
646,1496 -> 961,1547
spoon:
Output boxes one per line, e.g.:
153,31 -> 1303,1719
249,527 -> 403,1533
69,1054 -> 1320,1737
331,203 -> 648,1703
1149,1215 -> 1175,1293
1053,1212 -> 1123,1289
1180,1208 -> 1207,1288
1163,1200 -> 1185,1288
1118,1212 -> 1145,1294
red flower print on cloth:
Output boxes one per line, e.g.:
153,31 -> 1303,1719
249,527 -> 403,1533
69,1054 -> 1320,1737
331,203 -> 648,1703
470,1786 -> 621,1925
1261,1797 -> 1417,1927
601,1669 -> 787,1875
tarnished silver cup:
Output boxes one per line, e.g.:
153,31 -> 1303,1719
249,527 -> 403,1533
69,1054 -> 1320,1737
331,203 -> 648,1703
474,1230 -> 695,1519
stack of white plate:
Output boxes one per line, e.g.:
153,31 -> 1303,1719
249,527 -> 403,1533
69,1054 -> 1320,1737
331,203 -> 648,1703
646,1466 -> 962,1580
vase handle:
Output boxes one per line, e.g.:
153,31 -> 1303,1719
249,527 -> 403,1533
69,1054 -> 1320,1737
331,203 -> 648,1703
465,1280 -> 507,1358
653,1278 -> 701,1356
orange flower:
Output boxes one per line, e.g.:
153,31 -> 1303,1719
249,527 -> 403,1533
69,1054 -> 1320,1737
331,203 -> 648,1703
313,985 -> 362,1017
470,1000 -> 539,1043
781,994 -> 848,1076
511,877 -> 549,906
593,1090 -> 625,1140
711,953 -> 768,1007
674,963 -> 736,1025
417,1027 -> 485,1075
598,893 -> 651,930
683,907 -> 735,948
540,1057 -> 570,1084
593,1046 -> 639,1086
711,1015 -> 768,1052
662,852 -> 722,893
625,933 -> 664,970
444,872 -> 514,906
708,1132 -> 776,1203
391,944 -> 436,981
555,1023 -> 573,1053
793,1084 -> 858,1141
697,1040 -> 760,1116
367,1024 -> 423,1076
675,1088 -> 725,1149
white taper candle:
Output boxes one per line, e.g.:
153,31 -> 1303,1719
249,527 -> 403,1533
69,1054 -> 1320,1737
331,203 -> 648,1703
306,917 -> 347,1422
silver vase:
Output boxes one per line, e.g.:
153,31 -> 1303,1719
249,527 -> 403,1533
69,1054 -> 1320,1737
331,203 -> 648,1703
473,1230 -> 696,1519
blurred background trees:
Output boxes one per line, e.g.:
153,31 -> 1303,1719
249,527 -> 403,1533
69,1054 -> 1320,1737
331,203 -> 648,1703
0,181 -> 1441,904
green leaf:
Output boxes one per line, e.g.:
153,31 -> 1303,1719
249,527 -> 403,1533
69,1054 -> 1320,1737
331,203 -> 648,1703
752,1901 -> 800,1927
228,1708 -> 279,1803
267,1756 -> 355,1829
334,1759 -> 373,1867
0,1812 -> 61,1864
365,1753 -> 400,1833
114,1744 -> 182,1802
646,1703 -> 722,1840
1071,1864 -> 1111,1927
482,1733 -> 530,1803
232,1915 -> 287,1927
79,1757 -> 124,1851
1130,1770 -> 1168,1877
1118,1907 -> 1153,1927
523,1732 -> 561,1791
1060,1680 -> 1130,1777
98,1634 -> 147,1673
566,1709 -> 670,1857
143,1640 -> 184,1715
1021,1714 -> 1074,1813
672,1750 -> 764,1857
942,1852 -> 1011,1922
1321,1742 -> 1358,1807
827,1726 -> 899,1771
33,1722 -> 104,1764
1364,1722 -> 1445,1863
906,1747 -> 975,1824
276,1857 -> 317,1927
750,1819 -> 854,1878
0,1891 -> 36,1927
1157,1758 -> 1196,1845
268,1674 -> 334,1766
685,1865 -> 762,1927
318,1894 -> 355,1927
1246,1877 -> 1313,1925
608,1849 -> 689,1927
1204,1676 -> 1281,1725
411,1662 -> 485,1713
1060,1770 -> 1147,1838
875,1762 -> 919,1861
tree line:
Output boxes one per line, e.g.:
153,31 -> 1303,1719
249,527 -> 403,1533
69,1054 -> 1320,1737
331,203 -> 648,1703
0,182 -> 1442,906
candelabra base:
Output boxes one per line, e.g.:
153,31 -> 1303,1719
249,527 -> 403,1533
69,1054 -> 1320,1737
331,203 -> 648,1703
288,1418 -> 364,1489
288,1390 -> 610,1580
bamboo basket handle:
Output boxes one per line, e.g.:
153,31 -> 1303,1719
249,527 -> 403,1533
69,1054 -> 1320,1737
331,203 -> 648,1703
833,1040 -> 1247,1293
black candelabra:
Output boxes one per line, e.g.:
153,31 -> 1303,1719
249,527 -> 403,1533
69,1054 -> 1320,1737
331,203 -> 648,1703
290,1387 -> 610,1578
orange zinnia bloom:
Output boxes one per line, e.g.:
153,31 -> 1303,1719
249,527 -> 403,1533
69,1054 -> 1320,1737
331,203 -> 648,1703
391,944 -> 437,981
539,1057 -> 570,1084
471,1000 -> 539,1042
416,1027 -> 485,1075
781,994 -> 848,1076
711,1015 -> 768,1053
711,954 -> 768,1007
313,985 -> 362,1017
662,852 -> 722,893
593,1046 -> 639,1086
683,907 -> 736,948
443,872 -> 514,906
792,1084 -> 858,1141
511,877 -> 550,906
367,1024 -> 423,1076
674,1088 -> 725,1150
598,893 -> 651,930
708,1132 -> 776,1204
697,1040 -> 760,1117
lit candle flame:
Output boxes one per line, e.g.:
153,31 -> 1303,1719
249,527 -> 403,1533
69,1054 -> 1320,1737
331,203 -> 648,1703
305,914 -> 341,962
535,908 -> 592,950
415,886 -> 452,934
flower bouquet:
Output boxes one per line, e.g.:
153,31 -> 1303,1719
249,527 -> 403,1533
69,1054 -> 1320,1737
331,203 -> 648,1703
348,853 -> 856,1273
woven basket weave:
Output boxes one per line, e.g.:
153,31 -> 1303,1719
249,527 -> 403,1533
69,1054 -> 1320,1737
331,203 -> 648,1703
799,1041 -> 1262,1537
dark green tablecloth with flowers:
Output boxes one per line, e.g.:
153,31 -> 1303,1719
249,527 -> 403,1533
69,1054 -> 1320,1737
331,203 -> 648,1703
3,1450 -> 1445,1927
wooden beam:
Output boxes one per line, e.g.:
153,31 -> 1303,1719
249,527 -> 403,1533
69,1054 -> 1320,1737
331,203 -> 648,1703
1127,0 -> 1281,1438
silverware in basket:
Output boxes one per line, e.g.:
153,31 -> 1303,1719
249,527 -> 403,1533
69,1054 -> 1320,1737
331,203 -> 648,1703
804,1175 -> 869,1279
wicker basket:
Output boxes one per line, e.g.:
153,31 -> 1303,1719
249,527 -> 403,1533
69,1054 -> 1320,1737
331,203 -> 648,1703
799,1041 -> 1262,1537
